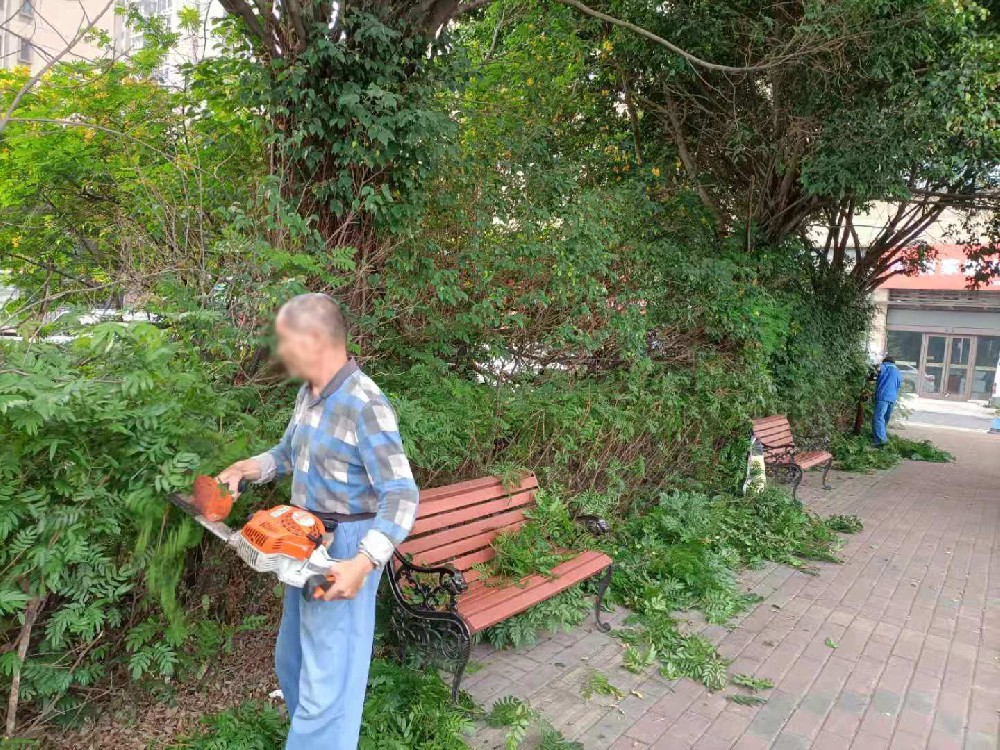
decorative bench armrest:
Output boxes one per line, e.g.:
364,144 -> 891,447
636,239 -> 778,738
575,514 -> 611,537
389,552 -> 468,613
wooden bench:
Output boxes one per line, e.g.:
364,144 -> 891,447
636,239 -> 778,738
386,473 -> 614,700
751,415 -> 833,499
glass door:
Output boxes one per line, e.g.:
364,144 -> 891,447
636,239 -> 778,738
921,335 -> 947,396
971,336 -> 1000,401
944,336 -> 973,399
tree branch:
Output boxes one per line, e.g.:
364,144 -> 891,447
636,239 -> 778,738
217,0 -> 267,48
553,0 -> 784,73
4,596 -> 45,739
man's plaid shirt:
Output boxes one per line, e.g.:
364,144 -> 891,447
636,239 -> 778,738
252,360 -> 419,566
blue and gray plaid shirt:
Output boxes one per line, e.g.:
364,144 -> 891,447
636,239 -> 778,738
252,360 -> 419,566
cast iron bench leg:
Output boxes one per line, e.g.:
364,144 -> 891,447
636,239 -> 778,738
821,457 -> 833,490
594,564 -> 614,632
450,631 -> 472,702
790,465 -> 804,501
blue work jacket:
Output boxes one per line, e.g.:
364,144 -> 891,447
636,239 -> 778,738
875,362 -> 904,403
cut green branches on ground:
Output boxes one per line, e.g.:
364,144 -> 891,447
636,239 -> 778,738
825,515 -> 864,534
728,694 -> 768,706
731,674 -> 774,691
582,670 -> 624,701
485,696 -> 582,750
832,433 -> 953,473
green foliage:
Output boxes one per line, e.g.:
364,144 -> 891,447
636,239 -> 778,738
167,703 -> 288,750
255,10 -> 458,242
731,674 -> 773,692
486,696 -> 535,750
832,433 -> 954,472
359,659 -> 475,749
609,486 -> 844,688
485,696 -> 582,750
0,322 -> 260,722
581,670 -> 624,701
728,694 -> 768,706
825,515 -> 864,534
476,490 -> 589,584
479,588 -> 591,650
893,437 -> 955,464
590,0 -> 1000,278
168,660 -> 476,750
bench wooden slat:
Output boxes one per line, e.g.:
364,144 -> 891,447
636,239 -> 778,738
415,475 -> 538,520
752,416 -> 796,462
448,546 -> 496,572
458,551 -> 610,622
796,450 -> 833,469
456,550 -> 592,609
417,474 -> 513,504
458,551 -> 613,632
399,508 -> 529,557
407,490 -> 536,539
754,425 -> 793,439
414,519 -> 527,566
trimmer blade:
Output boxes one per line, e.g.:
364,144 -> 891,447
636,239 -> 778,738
167,493 -> 237,542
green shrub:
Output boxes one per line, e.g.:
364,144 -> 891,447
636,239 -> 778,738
360,659 -> 476,749
0,323 -> 260,726
165,660 -> 477,750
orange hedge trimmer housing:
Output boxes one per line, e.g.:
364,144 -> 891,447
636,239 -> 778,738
171,475 -> 338,600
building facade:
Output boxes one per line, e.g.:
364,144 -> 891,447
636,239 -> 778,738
870,246 -> 1000,402
0,0 -> 115,73
113,0 -> 224,81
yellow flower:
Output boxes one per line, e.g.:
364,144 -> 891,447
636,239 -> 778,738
84,129 -> 96,142
11,236 -> 21,248
651,167 -> 661,177
527,77 -> 534,86
602,40 -> 614,53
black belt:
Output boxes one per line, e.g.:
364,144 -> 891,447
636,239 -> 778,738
309,509 -> 376,527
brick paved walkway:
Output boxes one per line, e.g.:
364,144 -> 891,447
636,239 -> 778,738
465,427 -> 1000,749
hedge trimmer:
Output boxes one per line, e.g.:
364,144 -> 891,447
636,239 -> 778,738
168,475 -> 337,600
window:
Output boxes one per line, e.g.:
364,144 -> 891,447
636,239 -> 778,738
19,0 -> 33,17
18,37 -> 33,65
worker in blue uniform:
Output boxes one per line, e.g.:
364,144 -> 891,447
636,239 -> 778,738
873,355 -> 904,447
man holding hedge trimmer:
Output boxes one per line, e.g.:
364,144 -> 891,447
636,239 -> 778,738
217,293 -> 419,750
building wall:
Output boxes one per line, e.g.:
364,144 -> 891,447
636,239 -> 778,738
113,0 -> 225,83
0,0 -> 115,73
868,288 -> 889,359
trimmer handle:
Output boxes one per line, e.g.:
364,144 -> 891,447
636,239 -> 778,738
303,574 -> 334,601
